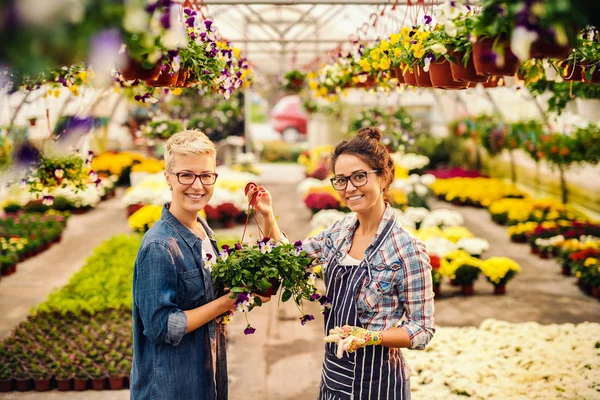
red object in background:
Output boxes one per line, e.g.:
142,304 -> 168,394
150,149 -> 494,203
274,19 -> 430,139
429,255 -> 441,270
270,95 -> 308,136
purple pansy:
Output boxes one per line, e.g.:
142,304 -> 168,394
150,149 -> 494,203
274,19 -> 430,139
244,325 -> 256,335
235,243 -> 243,251
299,314 -> 314,325
424,15 -> 432,25
204,19 -> 213,31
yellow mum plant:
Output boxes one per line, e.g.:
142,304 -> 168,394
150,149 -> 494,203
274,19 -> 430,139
479,257 -> 521,286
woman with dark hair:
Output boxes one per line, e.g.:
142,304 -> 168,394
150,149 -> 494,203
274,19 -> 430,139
246,127 -> 435,399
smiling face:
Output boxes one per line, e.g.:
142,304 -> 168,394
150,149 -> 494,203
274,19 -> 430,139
165,152 -> 217,217
333,154 -> 384,214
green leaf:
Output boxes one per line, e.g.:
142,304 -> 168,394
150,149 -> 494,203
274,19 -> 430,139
281,289 -> 292,302
254,296 -> 262,307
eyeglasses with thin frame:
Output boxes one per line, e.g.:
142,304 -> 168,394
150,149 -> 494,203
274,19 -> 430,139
330,170 -> 380,190
169,171 -> 219,186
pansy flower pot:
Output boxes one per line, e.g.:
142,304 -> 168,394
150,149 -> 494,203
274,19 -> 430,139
121,58 -> 162,81
176,69 -> 188,87
414,66 -> 433,87
146,69 -> 180,87
556,61 -> 584,81
402,68 -> 417,86
481,75 -> 505,88
529,37 -> 572,60
255,278 -> 281,297
354,75 -> 377,89
450,50 -> 489,83
583,67 -> 600,84
15,378 -> 33,392
429,60 -> 468,89
472,38 -> 520,76
393,66 -> 405,84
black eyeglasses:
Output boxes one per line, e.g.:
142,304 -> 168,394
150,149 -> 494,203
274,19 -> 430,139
169,171 -> 218,186
330,170 -> 380,190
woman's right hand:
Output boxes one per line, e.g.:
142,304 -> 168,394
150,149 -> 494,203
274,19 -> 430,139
245,182 -> 274,217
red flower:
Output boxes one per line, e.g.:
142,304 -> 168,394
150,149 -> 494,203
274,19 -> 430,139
430,255 -> 440,270
304,192 -> 339,211
204,205 -> 219,220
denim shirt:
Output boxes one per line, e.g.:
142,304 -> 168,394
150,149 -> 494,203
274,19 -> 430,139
131,204 -> 228,400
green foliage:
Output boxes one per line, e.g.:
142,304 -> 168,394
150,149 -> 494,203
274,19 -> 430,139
454,263 -> 481,285
259,141 -> 305,163
26,153 -> 88,196
348,107 -> 416,152
141,119 -> 183,140
34,235 -> 141,316
211,239 -> 316,306
283,70 -> 306,92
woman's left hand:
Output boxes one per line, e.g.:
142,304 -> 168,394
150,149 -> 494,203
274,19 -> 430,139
245,182 -> 274,217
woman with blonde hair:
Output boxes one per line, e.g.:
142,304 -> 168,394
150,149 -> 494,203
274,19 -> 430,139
131,130 -> 269,400
246,127 -> 435,399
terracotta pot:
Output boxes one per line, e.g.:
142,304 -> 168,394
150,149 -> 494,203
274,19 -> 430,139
403,69 -> 418,86
583,68 -> 600,84
450,51 -> 489,83
561,264 -> 571,276
121,58 -> 162,81
481,75 -> 505,88
393,66 -> 405,84
176,69 -> 188,87
354,75 -> 377,89
472,38 -> 520,76
414,66 -> 433,87
592,286 -> 600,298
530,246 -> 539,255
460,284 -> 474,296
109,376 -> 124,390
33,379 -> 51,391
15,378 -> 33,392
56,378 -> 73,391
539,250 -> 553,259
429,60 -> 468,89
146,69 -> 180,87
91,377 -> 106,390
493,284 -> 506,295
74,378 -> 89,391
0,379 -> 13,392
255,278 -> 281,297
529,38 -> 572,59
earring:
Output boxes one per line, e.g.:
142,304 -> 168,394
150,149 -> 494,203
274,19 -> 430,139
169,186 -> 173,191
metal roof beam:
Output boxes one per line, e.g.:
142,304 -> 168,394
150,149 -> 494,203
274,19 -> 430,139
227,38 -> 378,43
204,0 -> 429,4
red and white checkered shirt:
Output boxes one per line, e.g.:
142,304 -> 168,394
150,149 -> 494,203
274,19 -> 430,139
302,205 -> 435,350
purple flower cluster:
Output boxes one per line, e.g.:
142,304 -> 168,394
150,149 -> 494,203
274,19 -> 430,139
299,314 -> 314,325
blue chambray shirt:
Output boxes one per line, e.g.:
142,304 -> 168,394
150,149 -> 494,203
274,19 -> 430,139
131,204 -> 228,400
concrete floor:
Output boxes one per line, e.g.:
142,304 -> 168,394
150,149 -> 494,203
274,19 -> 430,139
1,163 -> 599,399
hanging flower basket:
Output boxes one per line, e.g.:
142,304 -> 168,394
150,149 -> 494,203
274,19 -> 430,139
393,66 -> 405,84
415,65 -> 433,87
529,38 -> 572,60
583,68 -> 600,84
429,60 -> 468,89
472,38 -> 520,76
121,58 -> 162,81
556,61 -> 584,81
354,75 -> 377,89
403,68 -> 418,86
146,69 -> 180,87
449,51 -> 489,83
481,75 -> 505,88
175,69 -> 188,87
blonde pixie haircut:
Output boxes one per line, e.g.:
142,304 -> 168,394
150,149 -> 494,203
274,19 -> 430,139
164,130 -> 216,171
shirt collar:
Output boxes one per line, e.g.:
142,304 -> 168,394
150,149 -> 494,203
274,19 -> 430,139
162,203 -> 212,248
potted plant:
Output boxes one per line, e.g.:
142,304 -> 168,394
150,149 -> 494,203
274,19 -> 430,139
55,364 -> 75,391
0,364 -> 12,392
453,258 -> 482,295
13,366 -> 32,392
480,257 -> 521,295
283,70 -> 306,92
430,255 -> 442,296
108,363 -> 125,390
73,368 -> 89,391
211,235 -> 318,334
141,117 -> 183,140
473,0 -> 520,76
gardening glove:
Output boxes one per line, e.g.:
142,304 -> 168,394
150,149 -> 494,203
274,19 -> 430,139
324,325 -> 383,359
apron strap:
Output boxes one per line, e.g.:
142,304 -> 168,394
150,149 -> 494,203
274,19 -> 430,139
362,213 -> 396,283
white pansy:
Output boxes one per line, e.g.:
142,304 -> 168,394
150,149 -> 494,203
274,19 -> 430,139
510,26 -> 539,61
428,43 -> 448,55
444,20 -> 457,37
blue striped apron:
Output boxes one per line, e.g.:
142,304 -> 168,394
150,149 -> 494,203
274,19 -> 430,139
318,217 -> 409,400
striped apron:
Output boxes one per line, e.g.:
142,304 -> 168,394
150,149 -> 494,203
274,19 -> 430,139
318,218 -> 409,400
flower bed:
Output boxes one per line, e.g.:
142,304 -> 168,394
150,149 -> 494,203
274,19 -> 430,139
0,212 -> 68,277
405,319 -> 600,399
488,198 -> 586,226
0,235 -> 140,392
431,177 -> 527,207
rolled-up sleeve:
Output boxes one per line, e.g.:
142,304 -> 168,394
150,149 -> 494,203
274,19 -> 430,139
398,237 -> 435,350
134,241 -> 188,346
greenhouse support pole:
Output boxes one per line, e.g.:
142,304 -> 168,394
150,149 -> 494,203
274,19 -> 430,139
483,90 -> 517,182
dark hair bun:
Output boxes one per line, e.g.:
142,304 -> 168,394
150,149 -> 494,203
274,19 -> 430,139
357,127 -> 383,142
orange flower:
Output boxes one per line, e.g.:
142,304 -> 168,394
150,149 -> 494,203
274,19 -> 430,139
551,146 -> 558,153
560,148 -> 569,156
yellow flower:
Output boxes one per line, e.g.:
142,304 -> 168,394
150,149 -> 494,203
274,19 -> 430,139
379,40 -> 390,51
393,48 -> 402,57
372,61 -> 380,69
233,47 -> 241,58
171,88 -> 183,96
584,257 -> 598,267
53,89 -> 60,98
77,71 -> 88,83
379,57 -> 391,70
370,48 -> 382,61
390,33 -> 400,45
413,44 -> 425,59
359,59 -> 372,72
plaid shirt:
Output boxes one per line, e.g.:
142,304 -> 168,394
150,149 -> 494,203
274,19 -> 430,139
303,205 -> 435,350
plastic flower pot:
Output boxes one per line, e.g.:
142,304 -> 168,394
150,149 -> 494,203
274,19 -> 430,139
403,68 -> 417,86
460,284 -> 474,295
127,203 -> 145,217
557,61 -> 584,81
592,286 -> 600,298
176,69 -> 188,87
33,378 -> 51,391
109,376 -> 124,390
429,60 -> 468,89
393,66 -> 405,84
561,264 -> 571,276
529,38 -> 572,60
255,278 -> 281,297
120,58 -> 162,81
146,69 -> 180,87
414,66 -> 433,87
0,379 -> 13,392
449,50 -> 489,82
91,377 -> 106,390
15,378 -> 33,392
56,378 -> 73,391
472,38 -> 519,76
493,284 -> 506,295
74,378 -> 89,391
